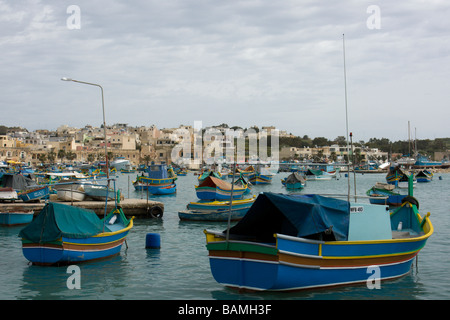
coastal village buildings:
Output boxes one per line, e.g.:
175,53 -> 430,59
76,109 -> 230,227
0,124 -> 445,168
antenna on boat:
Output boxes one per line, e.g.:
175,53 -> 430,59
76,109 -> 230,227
226,159 -> 237,246
342,34 -> 351,202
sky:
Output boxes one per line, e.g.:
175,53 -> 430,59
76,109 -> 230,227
1,0 -> 449,142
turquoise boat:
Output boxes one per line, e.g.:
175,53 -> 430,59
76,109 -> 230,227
0,210 -> 34,226
19,202 -> 133,266
204,192 -> 433,291
281,172 -> 306,190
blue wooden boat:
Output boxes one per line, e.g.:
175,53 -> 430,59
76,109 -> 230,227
0,209 -> 34,226
281,172 -> 306,190
187,196 -> 256,211
204,192 -> 433,291
415,170 -> 433,182
180,197 -> 256,221
386,165 -> 406,186
179,207 -> 250,221
19,202 -> 133,266
414,155 -> 442,168
195,176 -> 247,200
133,163 -> 177,195
250,167 -> 275,185
18,186 -> 50,202
366,183 -> 406,206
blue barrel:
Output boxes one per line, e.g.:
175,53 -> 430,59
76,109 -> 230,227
145,233 -> 161,249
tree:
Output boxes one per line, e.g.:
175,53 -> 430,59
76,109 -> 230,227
334,136 -> 347,146
87,153 -> 95,163
143,155 -> 151,165
37,154 -> 46,163
66,151 -> 77,162
312,137 -> 329,147
57,149 -> 66,162
47,150 -> 56,164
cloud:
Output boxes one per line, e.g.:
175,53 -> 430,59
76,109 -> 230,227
0,0 -> 449,141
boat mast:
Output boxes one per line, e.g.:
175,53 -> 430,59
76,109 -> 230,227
343,34 -> 351,202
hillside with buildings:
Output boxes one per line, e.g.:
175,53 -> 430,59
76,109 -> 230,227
0,124 -> 448,168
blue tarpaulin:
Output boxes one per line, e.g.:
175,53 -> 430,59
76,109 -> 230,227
227,193 -> 350,242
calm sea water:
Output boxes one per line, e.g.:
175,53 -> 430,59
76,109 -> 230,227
1,170 -> 449,300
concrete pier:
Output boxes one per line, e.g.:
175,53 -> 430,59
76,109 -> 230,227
0,198 -> 164,219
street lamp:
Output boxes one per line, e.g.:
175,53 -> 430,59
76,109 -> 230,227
61,77 -> 109,179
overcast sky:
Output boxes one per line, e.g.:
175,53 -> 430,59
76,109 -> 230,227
1,0 -> 449,142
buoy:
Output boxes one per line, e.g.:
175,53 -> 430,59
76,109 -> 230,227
145,233 -> 161,249
439,176 -> 443,180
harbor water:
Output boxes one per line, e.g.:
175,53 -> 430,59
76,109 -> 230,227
1,171 -> 449,300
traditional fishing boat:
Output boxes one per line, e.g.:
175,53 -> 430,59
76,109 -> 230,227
180,196 -> 255,221
0,187 -> 18,202
366,182 -> 406,206
187,196 -> 256,211
250,167 -> 275,185
415,170 -> 433,183
204,192 -> 433,291
386,166 -> 407,186
304,169 -> 334,181
18,186 -> 50,202
1,173 -> 35,201
195,176 -> 247,200
84,184 -> 117,201
19,202 -> 133,266
197,170 -> 222,183
282,172 -> 306,190
133,163 -> 176,194
56,184 -> 86,202
238,166 -> 256,181
0,209 -> 34,226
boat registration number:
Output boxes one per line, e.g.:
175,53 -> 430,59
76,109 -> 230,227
350,206 -> 364,213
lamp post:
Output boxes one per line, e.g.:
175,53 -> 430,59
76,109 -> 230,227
61,78 -> 109,179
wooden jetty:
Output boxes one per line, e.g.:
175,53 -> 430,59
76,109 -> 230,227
0,198 -> 164,219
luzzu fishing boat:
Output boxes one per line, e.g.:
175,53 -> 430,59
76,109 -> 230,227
281,172 -> 306,190
133,163 -> 177,194
179,196 -> 256,221
366,182 -> 406,206
204,192 -> 433,291
415,170 -> 433,183
18,186 -> 50,202
19,202 -> 134,266
0,209 -> 34,226
195,176 -> 247,200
